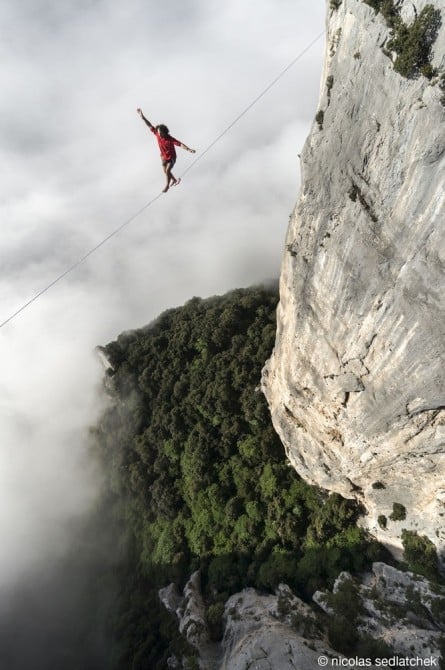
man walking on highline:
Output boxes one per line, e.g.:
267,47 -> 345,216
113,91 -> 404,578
137,108 -> 196,192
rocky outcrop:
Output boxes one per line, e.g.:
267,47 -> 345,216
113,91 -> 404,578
262,0 -> 445,555
161,578 -> 341,669
160,567 -> 445,668
221,587 -> 334,670
160,571 -> 220,669
314,562 -> 445,660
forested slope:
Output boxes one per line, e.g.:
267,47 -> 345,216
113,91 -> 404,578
94,285 -> 385,668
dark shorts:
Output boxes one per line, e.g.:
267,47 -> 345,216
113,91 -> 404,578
162,157 -> 176,168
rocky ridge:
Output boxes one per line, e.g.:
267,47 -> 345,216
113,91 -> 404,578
160,564 -> 445,668
314,562 -> 445,660
262,0 -> 445,556
160,573 -> 342,669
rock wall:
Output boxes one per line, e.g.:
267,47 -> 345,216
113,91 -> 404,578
161,577 -> 342,669
160,568 -> 445,667
314,563 -> 445,659
262,0 -> 445,555
220,587 -> 335,670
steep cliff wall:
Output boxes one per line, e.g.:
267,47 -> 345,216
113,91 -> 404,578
263,0 -> 445,555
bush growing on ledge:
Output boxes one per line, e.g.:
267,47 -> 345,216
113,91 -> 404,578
378,515 -> 387,529
325,576 -> 396,659
363,1 -> 441,79
388,5 -> 441,79
401,529 -> 442,582
205,601 -> 225,642
326,75 -> 334,103
363,0 -> 399,27
315,109 -> 325,129
439,74 -> 445,106
325,576 -> 364,620
389,502 -> 406,521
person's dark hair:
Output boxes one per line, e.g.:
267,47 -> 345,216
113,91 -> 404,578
156,124 -> 169,136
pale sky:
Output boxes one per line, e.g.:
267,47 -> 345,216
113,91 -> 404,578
0,0 -> 326,592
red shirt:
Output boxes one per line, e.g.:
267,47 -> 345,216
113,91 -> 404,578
150,127 -> 181,161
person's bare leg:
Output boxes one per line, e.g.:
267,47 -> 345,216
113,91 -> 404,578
162,162 -> 180,192
167,164 -> 179,187
162,164 -> 170,192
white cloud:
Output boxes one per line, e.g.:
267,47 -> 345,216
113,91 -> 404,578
0,0 -> 325,596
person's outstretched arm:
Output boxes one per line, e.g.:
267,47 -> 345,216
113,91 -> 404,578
137,108 -> 154,130
179,142 -> 196,154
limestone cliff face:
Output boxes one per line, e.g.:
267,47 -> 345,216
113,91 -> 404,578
262,0 -> 445,554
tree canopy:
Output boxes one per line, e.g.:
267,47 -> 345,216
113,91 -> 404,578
94,285 -> 385,669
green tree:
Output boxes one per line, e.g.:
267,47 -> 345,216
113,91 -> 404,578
92,285 -> 383,668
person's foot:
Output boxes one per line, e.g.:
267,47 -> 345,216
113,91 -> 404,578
172,178 -> 181,187
162,184 -> 169,193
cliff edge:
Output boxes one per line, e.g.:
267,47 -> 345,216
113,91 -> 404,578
263,0 -> 445,555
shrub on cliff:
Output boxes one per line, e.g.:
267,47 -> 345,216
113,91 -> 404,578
364,1 -> 441,79
401,530 -> 442,582
388,5 -> 441,79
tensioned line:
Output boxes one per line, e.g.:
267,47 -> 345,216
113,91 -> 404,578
0,29 -> 325,331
